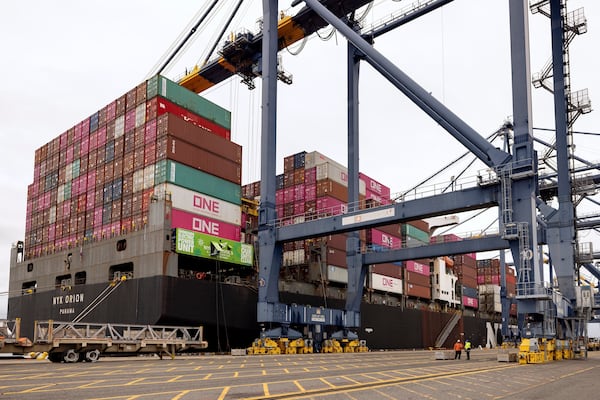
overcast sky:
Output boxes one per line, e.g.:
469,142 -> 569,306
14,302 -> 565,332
1,0 -> 599,317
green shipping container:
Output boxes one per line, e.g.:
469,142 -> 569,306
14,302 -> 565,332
175,228 -> 253,266
154,160 -> 241,205
146,75 -> 231,130
401,224 -> 430,244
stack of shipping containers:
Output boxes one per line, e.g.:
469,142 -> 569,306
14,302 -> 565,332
25,75 -> 244,264
242,150 -> 435,304
477,258 -> 517,316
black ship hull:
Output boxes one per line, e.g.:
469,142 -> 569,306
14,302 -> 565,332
8,276 -> 489,352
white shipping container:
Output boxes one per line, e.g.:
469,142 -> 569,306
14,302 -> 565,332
49,205 -> 56,224
327,265 -> 348,284
57,184 -> 65,203
283,250 -> 294,266
135,104 -> 146,128
133,169 -> 145,193
143,165 -> 155,190
305,151 -> 346,171
114,115 -> 125,138
293,249 -> 305,265
65,163 -> 73,182
316,162 -> 348,187
154,183 -> 241,226
371,273 -> 403,294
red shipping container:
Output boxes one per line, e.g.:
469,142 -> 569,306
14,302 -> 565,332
125,109 -> 136,133
405,270 -> 431,287
371,263 -> 402,279
152,97 -> 230,140
406,283 -> 431,299
126,88 -> 137,110
156,114 -> 240,163
158,137 -> 241,185
327,247 -> 346,267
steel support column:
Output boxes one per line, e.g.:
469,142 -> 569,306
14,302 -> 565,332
507,0 -> 545,336
345,42 -> 363,327
257,0 -> 283,322
544,0 -> 577,303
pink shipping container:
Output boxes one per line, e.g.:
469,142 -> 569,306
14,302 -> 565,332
316,196 -> 347,215
405,260 -> 431,276
368,228 -> 401,249
275,189 -> 284,204
304,184 -> 316,202
463,296 -> 479,309
294,184 -> 305,202
171,208 -> 241,241
154,183 -> 241,225
304,167 -> 316,184
359,172 -> 391,198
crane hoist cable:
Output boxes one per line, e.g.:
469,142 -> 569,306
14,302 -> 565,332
147,0 -> 220,79
201,0 -> 245,68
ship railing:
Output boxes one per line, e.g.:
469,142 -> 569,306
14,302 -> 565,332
33,321 -> 206,346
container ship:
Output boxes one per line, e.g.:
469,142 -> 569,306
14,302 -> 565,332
7,76 -> 516,352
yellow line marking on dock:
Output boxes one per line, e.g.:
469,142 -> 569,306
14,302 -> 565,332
203,373 -> 213,380
262,369 -> 267,375
234,372 -> 239,378
14,383 -> 56,393
342,376 -> 362,385
217,387 -> 230,400
171,390 -> 190,400
263,382 -> 270,396
284,368 -> 289,374
125,378 -> 146,386
294,381 -> 305,392
303,367 -> 309,372
168,375 -> 183,382
166,367 -> 177,372
76,380 -> 107,389
193,366 -> 203,370
319,377 -> 336,388
217,365 -> 224,369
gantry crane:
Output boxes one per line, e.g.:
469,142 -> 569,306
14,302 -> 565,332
168,0 -> 596,351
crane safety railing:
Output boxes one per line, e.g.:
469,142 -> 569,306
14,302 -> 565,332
271,174 -> 484,229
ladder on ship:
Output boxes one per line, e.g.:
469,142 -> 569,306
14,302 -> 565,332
434,312 -> 461,348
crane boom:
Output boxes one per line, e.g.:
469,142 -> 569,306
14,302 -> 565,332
178,0 -> 373,93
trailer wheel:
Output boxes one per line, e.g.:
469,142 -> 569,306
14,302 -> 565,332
48,352 -> 63,363
84,349 -> 101,362
63,349 -> 80,363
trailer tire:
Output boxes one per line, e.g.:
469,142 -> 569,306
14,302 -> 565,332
63,349 -> 80,363
84,349 -> 101,362
48,352 -> 63,363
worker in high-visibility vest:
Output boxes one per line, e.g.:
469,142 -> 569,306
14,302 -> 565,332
464,339 -> 472,360
453,340 -> 463,359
